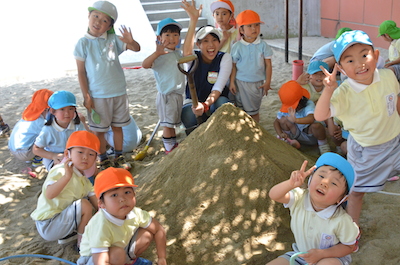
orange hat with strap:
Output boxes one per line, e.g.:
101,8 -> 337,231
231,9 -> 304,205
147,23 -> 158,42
236,10 -> 264,27
22,89 -> 53,121
278,80 -> 310,113
66,131 -> 100,154
94,167 -> 138,199
210,0 -> 234,13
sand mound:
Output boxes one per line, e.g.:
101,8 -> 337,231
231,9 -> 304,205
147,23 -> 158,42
135,103 -> 315,264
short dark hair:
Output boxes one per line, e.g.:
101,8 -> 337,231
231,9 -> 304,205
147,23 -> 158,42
296,96 -> 309,111
160,25 -> 181,35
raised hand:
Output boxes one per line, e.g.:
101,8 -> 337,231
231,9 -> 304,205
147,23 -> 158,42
321,64 -> 339,91
289,160 -> 316,188
119,25 -> 134,44
181,0 -> 202,20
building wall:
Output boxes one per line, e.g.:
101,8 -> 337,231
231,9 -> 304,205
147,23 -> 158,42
321,0 -> 400,49
198,0 -> 320,39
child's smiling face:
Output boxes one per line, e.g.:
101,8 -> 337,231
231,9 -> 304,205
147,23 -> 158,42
160,30 -> 180,50
309,71 -> 325,89
88,10 -> 113,37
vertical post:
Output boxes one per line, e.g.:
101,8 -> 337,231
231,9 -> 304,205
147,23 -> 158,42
285,0 -> 289,63
298,0 -> 303,60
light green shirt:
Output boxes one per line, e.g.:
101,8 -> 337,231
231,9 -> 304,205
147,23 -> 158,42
302,83 -> 322,103
389,39 -> 400,62
30,164 -> 94,220
79,207 -> 151,257
286,188 -> 359,252
330,69 -> 400,147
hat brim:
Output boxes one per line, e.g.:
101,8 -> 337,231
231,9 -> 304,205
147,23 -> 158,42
195,26 -> 222,41
211,2 -> 232,13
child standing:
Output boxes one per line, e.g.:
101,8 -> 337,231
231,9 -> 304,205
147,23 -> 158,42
315,30 -> 400,234
230,10 -> 273,122
210,0 -> 238,53
267,152 -> 359,264
378,20 -> 400,82
77,167 -> 167,265
33,90 -> 86,171
8,89 -> 53,166
142,18 -> 185,154
31,130 -> 100,247
274,80 -> 331,154
74,1 -> 140,170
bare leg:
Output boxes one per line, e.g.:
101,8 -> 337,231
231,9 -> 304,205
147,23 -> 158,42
112,126 -> 123,152
346,191 -> 365,225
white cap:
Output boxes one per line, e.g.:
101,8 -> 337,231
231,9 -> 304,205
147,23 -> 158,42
195,26 -> 222,41
89,1 -> 118,22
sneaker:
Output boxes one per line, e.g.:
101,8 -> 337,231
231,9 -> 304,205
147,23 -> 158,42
318,143 -> 331,154
32,156 -> 43,168
58,232 -> 78,244
114,155 -> 131,170
126,257 -> 153,265
99,158 -> 113,171
276,135 -> 301,149
106,147 -> 115,157
0,124 -> 10,137
165,143 -> 179,154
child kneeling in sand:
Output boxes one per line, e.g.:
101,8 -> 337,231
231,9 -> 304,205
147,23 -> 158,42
77,167 -> 167,265
31,131 -> 100,247
267,152 -> 359,264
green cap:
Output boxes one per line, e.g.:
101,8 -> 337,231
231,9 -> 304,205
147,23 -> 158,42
335,27 -> 352,40
378,20 -> 400,39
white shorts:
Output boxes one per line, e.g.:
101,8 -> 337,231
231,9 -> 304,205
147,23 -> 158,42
89,95 -> 131,132
347,133 -> 400,193
35,200 -> 82,241
234,79 -> 264,116
289,124 -> 317,146
156,92 -> 183,128
10,147 -> 35,161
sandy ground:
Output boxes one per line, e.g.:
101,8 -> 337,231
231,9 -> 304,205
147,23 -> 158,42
1,49 -> 400,264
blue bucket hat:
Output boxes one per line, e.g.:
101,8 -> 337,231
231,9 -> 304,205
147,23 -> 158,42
156,18 -> 182,36
333,30 -> 373,63
307,61 -> 329,74
48,91 -> 77,110
315,152 -> 356,194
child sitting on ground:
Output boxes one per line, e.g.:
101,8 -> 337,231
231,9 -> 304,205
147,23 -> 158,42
378,20 -> 400,82
230,10 -> 273,122
142,18 -> 185,154
267,152 -> 359,264
77,167 -> 167,265
33,90 -> 86,171
31,130 -> 100,248
274,80 -> 331,154
210,0 -> 238,53
8,89 -> 53,166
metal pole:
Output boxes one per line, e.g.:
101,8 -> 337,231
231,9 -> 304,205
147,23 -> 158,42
285,0 -> 289,63
298,0 -> 303,60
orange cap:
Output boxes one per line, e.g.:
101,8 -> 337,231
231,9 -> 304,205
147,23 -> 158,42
66,131 -> 100,154
22,89 -> 53,121
236,10 -> 264,27
210,0 -> 234,13
94,167 -> 138,199
278,81 -> 310,113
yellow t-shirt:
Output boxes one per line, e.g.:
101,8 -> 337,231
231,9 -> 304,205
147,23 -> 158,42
330,69 -> 400,147
302,83 -> 322,103
30,164 -> 94,220
79,208 -> 151,257
389,39 -> 400,62
218,27 -> 239,53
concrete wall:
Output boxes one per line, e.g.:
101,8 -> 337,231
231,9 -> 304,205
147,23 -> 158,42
197,0 -> 320,39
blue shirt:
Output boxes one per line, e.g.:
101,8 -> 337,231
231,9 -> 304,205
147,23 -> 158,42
310,41 -> 334,62
8,117 -> 45,151
277,99 -> 315,132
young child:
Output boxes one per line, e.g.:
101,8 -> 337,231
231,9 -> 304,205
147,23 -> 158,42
77,167 -> 167,265
0,114 -> 10,137
210,0 -> 238,53
74,1 -> 141,170
31,130 -> 100,247
230,10 -> 273,122
314,30 -> 400,236
267,152 -> 359,264
142,18 -> 185,154
378,20 -> 400,82
274,80 -> 331,154
8,89 -> 53,166
33,90 -> 86,171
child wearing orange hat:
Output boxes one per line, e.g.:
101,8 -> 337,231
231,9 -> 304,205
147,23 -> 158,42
274,80 -> 331,154
210,0 -> 238,53
77,167 -> 167,265
8,89 -> 53,166
230,10 -> 273,123
31,130 -> 100,248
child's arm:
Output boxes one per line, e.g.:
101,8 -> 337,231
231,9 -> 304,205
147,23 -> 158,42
287,108 -> 315,125
314,64 -> 339,121
144,218 -> 167,265
300,243 -> 354,264
182,0 -> 202,57
385,57 -> 400,68
88,195 -> 99,211
229,63 -> 237,95
296,72 -> 310,85
397,95 -> 400,115
142,37 -> 169,69
76,60 -> 93,111
269,160 -> 315,204
33,145 -> 64,165
273,118 -> 288,139
45,159 -> 74,199
119,25 -> 140,52
217,30 -> 230,51
260,58 -> 272,96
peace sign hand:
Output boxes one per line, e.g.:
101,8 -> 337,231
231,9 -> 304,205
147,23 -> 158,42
321,64 -> 339,91
289,160 -> 316,188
